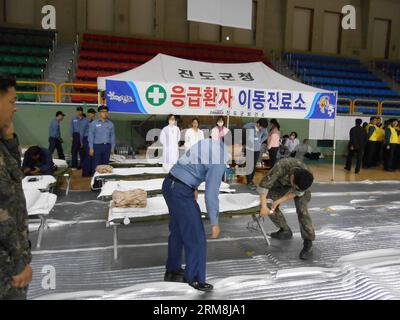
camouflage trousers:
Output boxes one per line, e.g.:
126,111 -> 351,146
0,287 -> 28,300
268,187 -> 315,241
0,277 -> 28,300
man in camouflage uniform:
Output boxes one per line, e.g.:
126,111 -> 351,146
0,73 -> 32,300
257,157 -> 315,260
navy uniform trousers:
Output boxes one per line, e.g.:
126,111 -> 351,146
71,132 -> 84,168
162,176 -> 207,284
93,143 -> 111,169
82,136 -> 94,176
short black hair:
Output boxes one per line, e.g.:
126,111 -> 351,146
167,114 -> 175,122
356,119 -> 362,126
290,132 -> 298,138
98,105 -> 109,112
270,119 -> 280,130
56,111 -> 65,117
87,108 -> 97,114
370,116 -> 376,121
26,146 -> 42,158
293,169 -> 314,191
76,107 -> 84,112
0,73 -> 16,95
216,116 -> 225,125
257,118 -> 268,128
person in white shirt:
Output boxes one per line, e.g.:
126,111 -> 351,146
184,118 -> 205,151
160,114 -> 181,172
286,132 -> 300,153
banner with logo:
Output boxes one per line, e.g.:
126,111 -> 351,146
105,80 -> 337,120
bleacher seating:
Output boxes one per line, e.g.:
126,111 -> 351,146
285,52 -> 400,114
72,33 -> 270,103
0,27 -> 55,102
376,61 -> 400,83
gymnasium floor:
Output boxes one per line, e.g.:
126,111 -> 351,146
27,162 -> 400,300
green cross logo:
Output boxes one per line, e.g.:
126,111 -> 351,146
146,85 -> 167,106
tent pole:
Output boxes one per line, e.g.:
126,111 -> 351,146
332,91 -> 339,182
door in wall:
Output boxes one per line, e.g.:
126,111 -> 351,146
372,18 -> 391,59
292,7 -> 313,51
322,11 -> 342,54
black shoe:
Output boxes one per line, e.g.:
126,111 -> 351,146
299,240 -> 313,260
355,170 -> 360,174
344,167 -> 351,172
164,268 -> 186,283
270,228 -> 293,240
188,281 -> 214,292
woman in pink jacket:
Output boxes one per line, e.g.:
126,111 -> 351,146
267,119 -> 281,167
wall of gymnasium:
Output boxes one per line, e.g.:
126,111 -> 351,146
0,0 -> 399,60
14,104 -> 350,157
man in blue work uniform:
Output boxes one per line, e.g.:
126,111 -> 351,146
22,146 -> 55,175
88,105 -> 116,170
81,108 -> 96,177
243,119 -> 269,191
70,107 -> 86,169
48,111 -> 66,160
162,139 -> 229,292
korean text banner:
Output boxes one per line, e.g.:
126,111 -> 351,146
106,80 -> 337,120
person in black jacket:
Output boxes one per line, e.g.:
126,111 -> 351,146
345,119 -> 367,174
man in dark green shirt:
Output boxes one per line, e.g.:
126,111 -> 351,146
257,158 -> 315,260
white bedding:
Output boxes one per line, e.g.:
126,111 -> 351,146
91,167 -> 167,187
22,175 -> 57,191
108,193 -> 260,223
110,154 -> 161,165
98,180 -> 233,198
23,187 -> 57,216
53,159 -> 68,169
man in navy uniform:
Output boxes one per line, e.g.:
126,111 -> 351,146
88,105 -> 116,170
48,111 -> 65,160
162,139 -> 229,292
81,108 -> 96,177
22,146 -> 55,176
70,107 -> 86,169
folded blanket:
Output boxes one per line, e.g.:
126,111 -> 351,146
112,189 -> 147,208
96,165 -> 114,174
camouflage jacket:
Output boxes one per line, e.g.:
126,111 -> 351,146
0,134 -> 31,294
257,158 -> 312,197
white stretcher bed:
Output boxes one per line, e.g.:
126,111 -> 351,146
24,187 -> 57,249
97,179 -> 235,198
107,193 -> 268,260
109,155 -> 162,167
22,175 -> 57,192
91,167 -> 168,189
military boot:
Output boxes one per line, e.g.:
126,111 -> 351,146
299,240 -> 313,260
270,228 -> 293,240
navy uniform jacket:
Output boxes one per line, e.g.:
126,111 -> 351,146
88,119 -> 116,150
170,139 -> 228,225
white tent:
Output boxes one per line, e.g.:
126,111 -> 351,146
97,54 -> 338,179
98,54 -> 330,93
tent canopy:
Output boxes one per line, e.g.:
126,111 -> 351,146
98,54 -> 330,93
97,54 -> 336,121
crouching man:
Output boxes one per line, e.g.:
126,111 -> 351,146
257,158 -> 315,260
